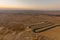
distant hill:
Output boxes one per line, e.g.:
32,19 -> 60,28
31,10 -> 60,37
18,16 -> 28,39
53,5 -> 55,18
0,10 -> 60,16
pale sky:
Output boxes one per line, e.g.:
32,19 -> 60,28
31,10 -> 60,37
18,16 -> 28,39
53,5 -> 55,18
0,0 -> 60,10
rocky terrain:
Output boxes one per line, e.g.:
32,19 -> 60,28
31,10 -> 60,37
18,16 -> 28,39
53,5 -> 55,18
0,13 -> 60,40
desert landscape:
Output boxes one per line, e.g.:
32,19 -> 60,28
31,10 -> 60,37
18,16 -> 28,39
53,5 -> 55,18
0,0 -> 60,40
0,11 -> 60,40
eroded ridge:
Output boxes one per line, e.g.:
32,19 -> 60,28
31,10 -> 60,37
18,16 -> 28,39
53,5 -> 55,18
29,21 -> 60,33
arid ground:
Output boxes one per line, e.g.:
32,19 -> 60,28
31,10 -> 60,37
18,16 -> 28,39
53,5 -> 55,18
0,11 -> 60,40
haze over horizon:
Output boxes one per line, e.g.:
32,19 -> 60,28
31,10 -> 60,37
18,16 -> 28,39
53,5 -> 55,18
0,0 -> 60,10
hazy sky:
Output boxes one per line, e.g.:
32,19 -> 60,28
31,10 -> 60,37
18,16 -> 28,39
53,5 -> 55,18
0,0 -> 60,10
